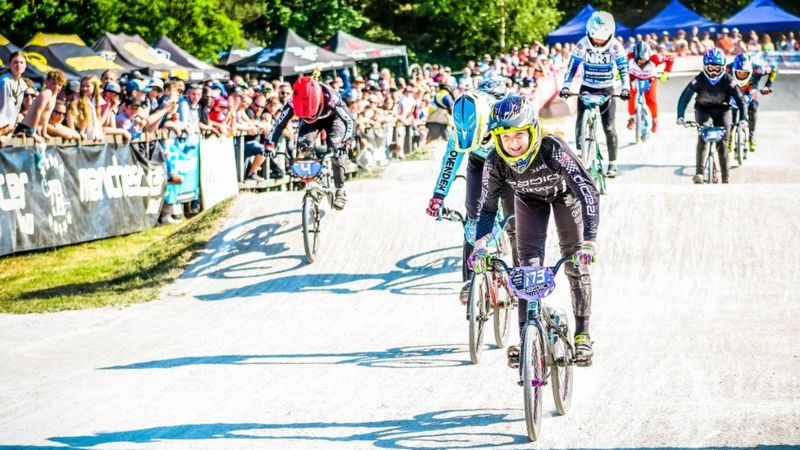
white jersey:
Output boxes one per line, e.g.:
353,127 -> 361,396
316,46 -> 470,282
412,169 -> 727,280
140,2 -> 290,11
563,37 -> 629,90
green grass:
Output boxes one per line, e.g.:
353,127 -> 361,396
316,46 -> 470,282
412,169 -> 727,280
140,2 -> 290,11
0,199 -> 233,314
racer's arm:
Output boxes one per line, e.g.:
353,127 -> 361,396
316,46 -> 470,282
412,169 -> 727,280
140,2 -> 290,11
432,136 -> 466,199
267,102 -> 294,146
676,80 -> 697,119
474,153 -> 505,243
614,45 -> 630,91
764,64 -> 778,89
656,53 -> 675,73
543,138 -> 599,241
562,49 -> 584,88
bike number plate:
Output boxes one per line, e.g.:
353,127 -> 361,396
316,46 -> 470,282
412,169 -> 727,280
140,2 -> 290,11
580,93 -> 607,107
509,267 -> 556,301
701,127 -> 726,143
637,79 -> 651,93
290,161 -> 322,178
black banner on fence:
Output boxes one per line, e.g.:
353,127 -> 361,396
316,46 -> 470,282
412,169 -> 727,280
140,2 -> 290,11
0,142 -> 166,256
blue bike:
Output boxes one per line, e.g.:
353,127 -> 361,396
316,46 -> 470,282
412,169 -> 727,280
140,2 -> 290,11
634,79 -> 652,144
683,121 -> 726,184
729,92 -> 753,167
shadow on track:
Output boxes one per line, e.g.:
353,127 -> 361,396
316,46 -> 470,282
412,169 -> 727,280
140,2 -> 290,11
196,246 -> 463,300
43,409 -> 527,449
101,344 -> 472,370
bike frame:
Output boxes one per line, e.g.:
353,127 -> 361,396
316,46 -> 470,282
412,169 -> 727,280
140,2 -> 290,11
683,121 -> 726,185
635,79 -> 652,144
568,92 -> 622,194
730,93 -> 752,165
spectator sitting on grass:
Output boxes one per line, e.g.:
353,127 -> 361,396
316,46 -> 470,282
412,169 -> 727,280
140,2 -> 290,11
14,70 -> 66,144
46,100 -> 80,140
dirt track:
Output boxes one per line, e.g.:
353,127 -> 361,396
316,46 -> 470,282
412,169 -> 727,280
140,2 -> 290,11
1,75 -> 799,449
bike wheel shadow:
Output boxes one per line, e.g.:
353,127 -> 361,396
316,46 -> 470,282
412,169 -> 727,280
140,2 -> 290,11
101,344 -> 473,371
44,409 -> 527,449
195,246 -> 464,301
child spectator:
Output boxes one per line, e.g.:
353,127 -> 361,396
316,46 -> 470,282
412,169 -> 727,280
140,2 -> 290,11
14,70 -> 67,143
0,51 -> 28,137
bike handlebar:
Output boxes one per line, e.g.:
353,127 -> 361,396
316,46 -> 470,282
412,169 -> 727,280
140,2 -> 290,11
486,254 -> 574,275
437,207 -> 465,223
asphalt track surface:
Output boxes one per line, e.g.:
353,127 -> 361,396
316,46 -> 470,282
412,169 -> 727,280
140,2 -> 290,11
1,75 -> 799,449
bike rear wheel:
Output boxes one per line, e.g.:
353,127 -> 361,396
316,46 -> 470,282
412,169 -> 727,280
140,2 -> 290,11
468,271 -> 490,364
492,274 -> 512,348
705,146 -> 715,185
522,322 -> 545,442
302,195 -> 321,263
549,313 -> 574,415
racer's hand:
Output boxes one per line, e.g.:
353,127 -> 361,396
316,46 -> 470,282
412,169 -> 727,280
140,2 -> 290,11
573,241 -> 596,268
738,120 -> 749,128
426,197 -> 443,218
760,87 -> 773,95
620,89 -> 631,101
658,72 -> 670,82
467,241 -> 490,273
334,144 -> 349,157
676,117 -> 686,126
264,143 -> 276,158
559,87 -> 571,99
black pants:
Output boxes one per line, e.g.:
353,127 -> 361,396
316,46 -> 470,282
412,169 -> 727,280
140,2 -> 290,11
298,115 -> 354,189
732,100 -> 759,141
464,153 -> 517,281
575,85 -> 618,163
694,108 -> 732,182
513,193 -> 591,328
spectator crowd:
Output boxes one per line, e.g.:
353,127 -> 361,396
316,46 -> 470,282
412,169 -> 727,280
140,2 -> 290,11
0,26 -> 797,190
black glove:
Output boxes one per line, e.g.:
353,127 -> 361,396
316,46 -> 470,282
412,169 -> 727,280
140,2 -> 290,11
264,143 -> 276,158
620,89 -> 631,101
334,146 -> 348,157
559,87 -> 571,99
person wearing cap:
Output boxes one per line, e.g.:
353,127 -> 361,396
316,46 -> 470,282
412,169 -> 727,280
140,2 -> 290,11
115,97 -> 145,140
147,78 -> 165,113
99,81 -> 131,143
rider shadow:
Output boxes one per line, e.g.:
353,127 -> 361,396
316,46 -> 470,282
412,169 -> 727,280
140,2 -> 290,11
611,163 -> 694,178
181,209 -> 304,279
45,409 -> 527,449
195,246 -> 464,300
101,344 -> 471,371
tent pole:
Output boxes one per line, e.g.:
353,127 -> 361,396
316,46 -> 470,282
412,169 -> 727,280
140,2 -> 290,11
403,54 -> 410,79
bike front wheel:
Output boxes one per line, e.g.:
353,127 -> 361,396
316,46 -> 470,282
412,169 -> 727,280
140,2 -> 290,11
705,146 -> 715,185
736,127 -> 746,166
492,274 -> 513,348
302,195 -> 321,263
468,271 -> 490,364
522,322 -> 546,442
635,105 -> 642,144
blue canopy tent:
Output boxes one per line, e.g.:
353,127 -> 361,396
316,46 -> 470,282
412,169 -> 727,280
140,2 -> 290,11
634,0 -> 717,36
546,4 -> 632,45
722,0 -> 800,33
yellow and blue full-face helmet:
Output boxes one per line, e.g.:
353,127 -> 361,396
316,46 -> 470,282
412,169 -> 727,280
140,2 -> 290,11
488,93 -> 542,174
453,91 -> 493,153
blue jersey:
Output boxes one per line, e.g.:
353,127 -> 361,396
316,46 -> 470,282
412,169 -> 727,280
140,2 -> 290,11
564,36 -> 630,90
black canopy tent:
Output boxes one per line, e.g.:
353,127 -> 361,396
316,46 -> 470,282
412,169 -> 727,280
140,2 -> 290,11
93,32 -> 205,80
153,35 -> 229,80
231,29 -> 355,78
324,31 -> 409,76
217,40 -> 262,67
22,33 -> 125,80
